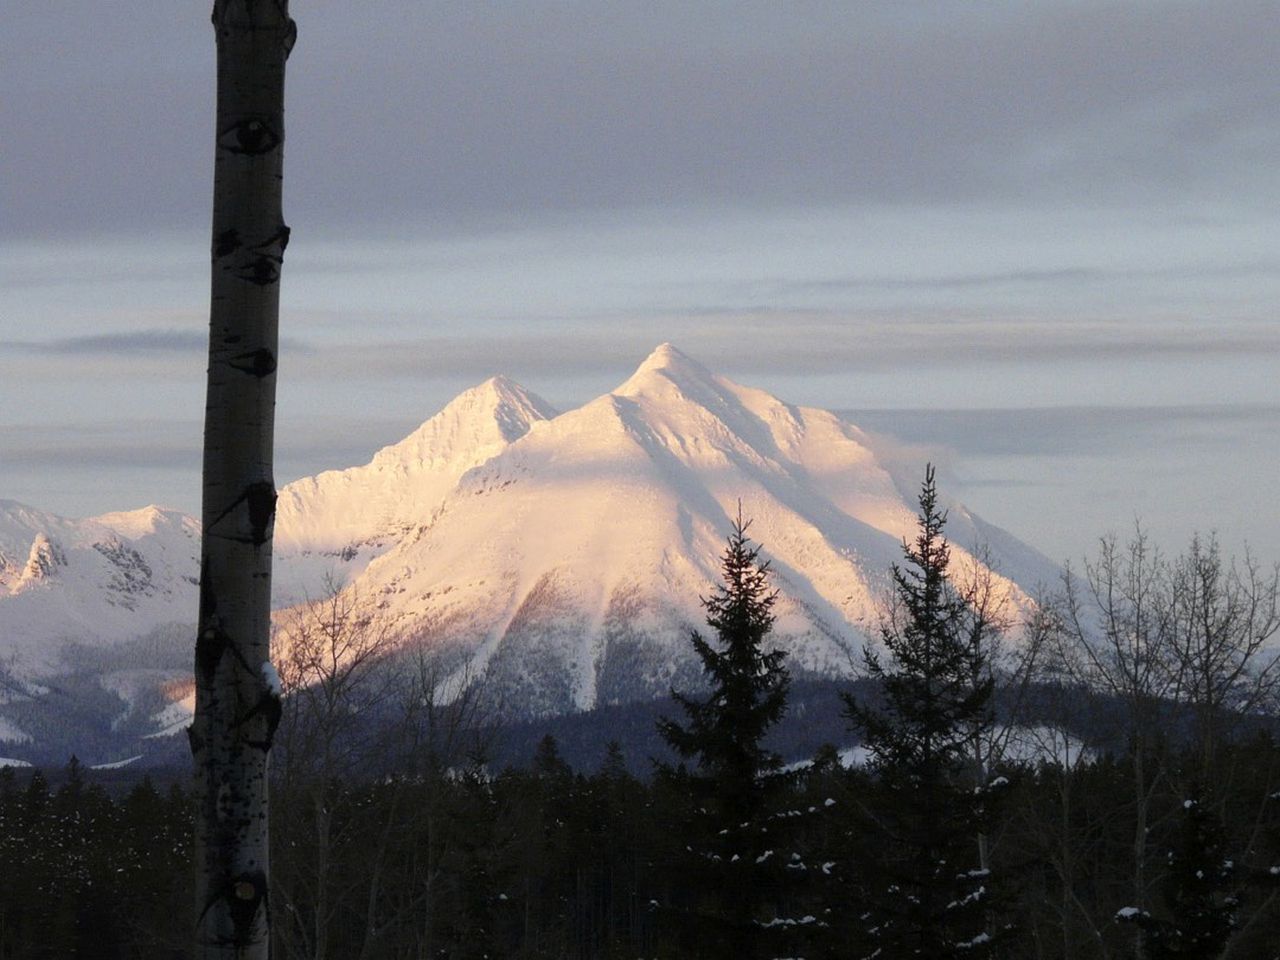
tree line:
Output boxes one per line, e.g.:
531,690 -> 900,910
3,469 -> 1280,958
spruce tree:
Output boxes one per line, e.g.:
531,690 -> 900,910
656,508 -> 798,959
1119,793 -> 1238,960
844,465 -> 1003,959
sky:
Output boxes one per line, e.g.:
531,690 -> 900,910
2,1 -> 1278,569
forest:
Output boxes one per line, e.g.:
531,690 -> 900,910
2,470 -> 1280,959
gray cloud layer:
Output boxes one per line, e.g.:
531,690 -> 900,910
5,1 -> 1277,238
844,404 -> 1280,458
1,330 -> 311,356
3,312 -> 1275,385
284,315 -> 1280,383
5,330 -> 207,355
4,2 -> 1275,562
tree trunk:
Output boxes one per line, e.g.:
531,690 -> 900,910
192,2 -> 294,957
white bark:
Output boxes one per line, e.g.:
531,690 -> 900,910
192,2 -> 294,957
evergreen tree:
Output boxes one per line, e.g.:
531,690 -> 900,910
656,508 -> 798,958
593,741 -> 652,956
532,733 -> 572,780
1119,793 -> 1238,960
844,465 -> 1004,959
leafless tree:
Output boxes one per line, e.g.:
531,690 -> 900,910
1048,527 -> 1178,957
1166,535 -> 1280,783
272,587 -> 398,960
951,545 -> 1018,872
1018,598 -> 1116,960
270,591 -> 497,960
1164,536 -> 1280,959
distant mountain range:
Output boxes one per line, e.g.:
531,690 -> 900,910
0,344 -> 1058,766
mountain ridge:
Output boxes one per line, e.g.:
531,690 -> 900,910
0,345 -> 1058,747
267,343 -> 1054,716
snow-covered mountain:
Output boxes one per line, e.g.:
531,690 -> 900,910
0,343 -> 1060,749
0,501 -> 199,675
272,374 -> 557,604
0,502 -> 199,763
270,343 -> 1059,716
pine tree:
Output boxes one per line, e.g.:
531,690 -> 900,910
656,507 -> 798,959
1119,793 -> 1238,960
594,741 -> 650,955
843,465 -> 1003,959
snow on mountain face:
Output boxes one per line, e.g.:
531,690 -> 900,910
0,344 -> 1057,729
271,375 -> 557,604
274,344 -> 1055,718
0,501 -> 200,674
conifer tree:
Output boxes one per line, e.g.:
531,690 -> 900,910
844,465 -> 1003,959
657,508 -> 798,958
1119,792 -> 1238,960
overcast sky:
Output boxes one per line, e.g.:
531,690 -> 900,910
3,1 -> 1278,567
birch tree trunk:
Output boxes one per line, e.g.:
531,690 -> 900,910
192,2 -> 295,957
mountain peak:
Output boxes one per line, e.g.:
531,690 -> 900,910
90,504 -> 189,538
274,374 -> 560,563
2,346 -> 1054,719
441,374 -> 558,441
618,343 -> 719,397
371,375 -> 557,471
470,373 -> 525,399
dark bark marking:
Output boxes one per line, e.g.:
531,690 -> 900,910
198,574 -> 218,626
195,869 -> 268,948
218,117 -> 281,156
237,689 -> 282,747
228,869 -> 269,944
238,255 -> 281,286
228,347 -> 277,378
255,223 -> 290,254
214,228 -> 241,259
196,627 -> 230,683
206,481 -> 275,544
245,481 -> 277,545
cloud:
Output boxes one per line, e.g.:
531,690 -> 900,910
4,1 -> 1277,238
284,0 -> 1279,224
1,329 -> 312,356
0,415 -> 406,517
12,330 -> 207,355
285,315 -> 1280,384
0,420 -> 200,476
840,404 -> 1280,458
776,261 -> 1280,295
4,443 -> 198,472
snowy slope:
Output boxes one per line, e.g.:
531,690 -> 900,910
0,374 -> 556,670
275,344 -> 1056,717
272,375 -> 557,604
1,344 -> 1058,730
0,501 -> 199,674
